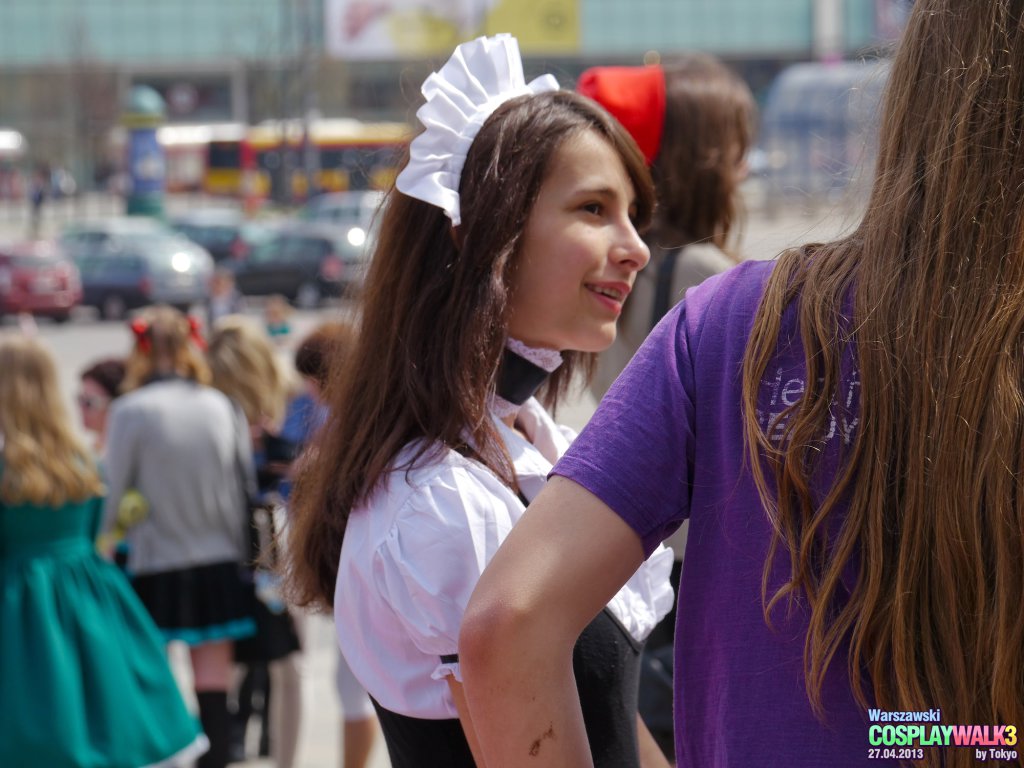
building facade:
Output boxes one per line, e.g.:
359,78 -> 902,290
0,0 -> 909,186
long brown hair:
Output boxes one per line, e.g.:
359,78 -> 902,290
287,89 -> 654,610
742,0 -> 1024,757
652,53 -> 755,256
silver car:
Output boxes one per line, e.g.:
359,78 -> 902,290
61,219 -> 214,319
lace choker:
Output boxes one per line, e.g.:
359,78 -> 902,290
491,339 -> 563,418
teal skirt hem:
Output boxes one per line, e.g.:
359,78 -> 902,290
160,616 -> 257,646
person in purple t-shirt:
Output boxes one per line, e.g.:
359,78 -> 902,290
461,3 -> 1024,768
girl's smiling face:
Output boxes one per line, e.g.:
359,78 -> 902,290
506,129 -> 650,353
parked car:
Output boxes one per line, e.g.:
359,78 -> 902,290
297,190 -> 384,228
227,221 -> 371,308
0,240 -> 81,322
60,216 -> 179,254
61,222 -> 214,319
296,190 -> 383,252
170,209 -> 275,262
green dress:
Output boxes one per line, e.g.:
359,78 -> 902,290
0,492 -> 206,768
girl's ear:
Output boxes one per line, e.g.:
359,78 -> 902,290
450,225 -> 464,251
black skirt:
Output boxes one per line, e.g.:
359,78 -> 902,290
373,608 -> 643,768
371,701 -> 477,768
131,560 -> 257,646
233,590 -> 301,663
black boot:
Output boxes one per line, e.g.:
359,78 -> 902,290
197,690 -> 230,768
227,714 -> 248,764
228,664 -> 256,763
258,675 -> 271,757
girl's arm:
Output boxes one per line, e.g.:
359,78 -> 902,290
460,476 -> 646,768
448,677 -> 487,767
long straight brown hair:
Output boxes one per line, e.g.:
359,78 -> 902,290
651,53 -> 756,256
741,2 -> 1024,760
286,90 -> 654,610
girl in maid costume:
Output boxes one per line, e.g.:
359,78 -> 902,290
103,305 -> 257,768
285,34 -> 674,767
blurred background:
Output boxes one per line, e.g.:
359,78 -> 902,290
0,0 -> 910,226
0,0 -> 912,332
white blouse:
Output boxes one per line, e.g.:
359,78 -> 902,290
334,398 -> 674,719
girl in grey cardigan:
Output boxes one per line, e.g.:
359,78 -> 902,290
103,305 -> 256,768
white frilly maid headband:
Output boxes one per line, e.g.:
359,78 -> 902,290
395,34 -> 560,226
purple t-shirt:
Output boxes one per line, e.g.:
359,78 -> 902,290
555,259 -> 893,767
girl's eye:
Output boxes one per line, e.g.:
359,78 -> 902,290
582,202 -> 603,216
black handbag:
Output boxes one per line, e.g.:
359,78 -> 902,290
235,499 -> 300,663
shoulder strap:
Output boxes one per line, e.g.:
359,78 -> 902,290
651,244 -> 684,327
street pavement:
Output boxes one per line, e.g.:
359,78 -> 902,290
5,189 -> 858,768
168,615 -> 391,768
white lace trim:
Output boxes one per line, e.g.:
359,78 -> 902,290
140,733 -> 209,768
505,337 -> 563,372
489,393 -> 522,420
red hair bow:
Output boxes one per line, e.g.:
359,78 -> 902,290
129,317 -> 151,353
187,315 -> 206,351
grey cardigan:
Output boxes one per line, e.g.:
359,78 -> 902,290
103,378 -> 256,575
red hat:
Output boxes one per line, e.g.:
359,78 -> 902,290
577,65 -> 666,165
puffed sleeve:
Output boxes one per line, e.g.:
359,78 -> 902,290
605,542 -> 676,642
376,465 -> 520,682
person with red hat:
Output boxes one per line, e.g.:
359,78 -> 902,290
579,54 -> 757,401
578,54 -> 757,760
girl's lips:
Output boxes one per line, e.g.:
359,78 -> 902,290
586,283 -> 629,313
585,281 -> 631,301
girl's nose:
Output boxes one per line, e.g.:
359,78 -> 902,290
613,221 -> 650,271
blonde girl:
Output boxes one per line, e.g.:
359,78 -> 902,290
207,314 -> 304,768
0,333 -> 206,767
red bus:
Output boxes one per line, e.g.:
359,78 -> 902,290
204,118 -> 410,200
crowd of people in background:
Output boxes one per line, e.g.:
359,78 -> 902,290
2,2 -> 1024,767
1,302 -> 383,768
